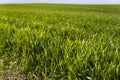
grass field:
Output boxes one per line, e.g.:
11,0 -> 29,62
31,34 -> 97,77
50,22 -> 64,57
0,4 -> 120,80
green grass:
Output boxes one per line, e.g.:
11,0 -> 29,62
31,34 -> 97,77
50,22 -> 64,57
0,4 -> 120,80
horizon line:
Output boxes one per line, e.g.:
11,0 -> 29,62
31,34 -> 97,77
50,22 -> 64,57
0,2 -> 120,5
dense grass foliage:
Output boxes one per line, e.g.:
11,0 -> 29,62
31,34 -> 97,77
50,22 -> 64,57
0,4 -> 120,79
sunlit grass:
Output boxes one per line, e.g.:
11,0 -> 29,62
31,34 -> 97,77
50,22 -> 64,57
0,4 -> 120,80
